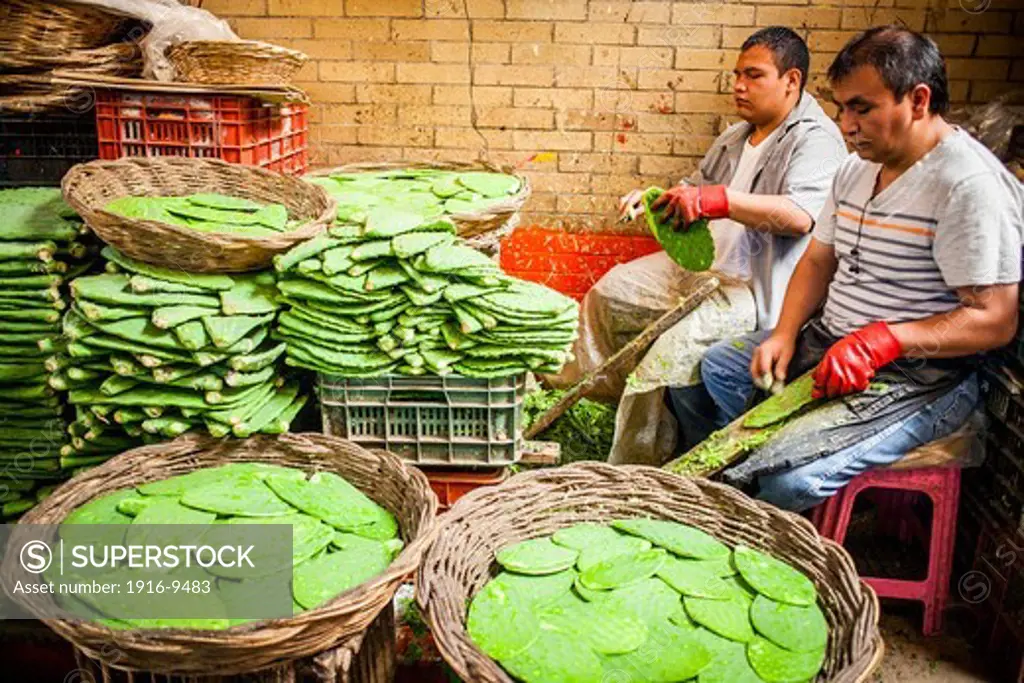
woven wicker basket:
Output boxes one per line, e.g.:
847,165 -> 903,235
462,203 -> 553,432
417,463 -> 884,683
0,42 -> 143,76
3,433 -> 438,677
167,40 -> 309,86
62,157 -> 337,273
0,72 -> 95,114
70,601 -> 398,683
0,0 -> 126,60
0,89 -> 72,114
307,161 -> 531,256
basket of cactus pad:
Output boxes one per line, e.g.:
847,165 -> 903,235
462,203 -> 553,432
5,433 -> 439,676
417,462 -> 884,683
61,157 -> 336,273
305,161 -> 529,255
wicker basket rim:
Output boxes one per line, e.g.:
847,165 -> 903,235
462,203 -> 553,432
169,39 -> 308,60
62,157 -> 337,246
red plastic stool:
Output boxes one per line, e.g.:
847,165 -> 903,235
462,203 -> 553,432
811,466 -> 960,636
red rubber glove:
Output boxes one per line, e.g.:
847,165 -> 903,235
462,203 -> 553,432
812,322 -> 902,399
650,184 -> 730,231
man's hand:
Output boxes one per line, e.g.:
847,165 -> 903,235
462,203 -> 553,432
618,189 -> 644,222
750,332 -> 797,391
812,321 -> 902,399
651,185 -> 730,230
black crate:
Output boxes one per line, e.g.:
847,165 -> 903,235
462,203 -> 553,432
985,613 -> 1024,683
0,114 -> 97,187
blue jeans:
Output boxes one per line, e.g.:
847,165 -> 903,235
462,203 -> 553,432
691,330 -> 980,511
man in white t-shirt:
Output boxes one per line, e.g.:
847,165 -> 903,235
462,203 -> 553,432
702,27 -> 1023,511
549,27 -> 847,463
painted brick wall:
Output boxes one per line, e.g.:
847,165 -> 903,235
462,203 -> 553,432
206,0 -> 1024,231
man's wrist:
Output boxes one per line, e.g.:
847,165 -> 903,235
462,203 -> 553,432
861,321 -> 904,366
771,322 -> 802,344
723,188 -> 737,220
883,322 -> 909,352
700,184 -> 730,220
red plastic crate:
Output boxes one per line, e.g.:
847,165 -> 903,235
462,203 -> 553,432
421,466 -> 509,513
499,227 -> 662,300
95,91 -> 308,174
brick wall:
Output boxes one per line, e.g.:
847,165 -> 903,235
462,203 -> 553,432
207,0 -> 1024,231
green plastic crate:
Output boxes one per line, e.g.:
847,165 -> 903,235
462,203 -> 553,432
317,373 -> 525,467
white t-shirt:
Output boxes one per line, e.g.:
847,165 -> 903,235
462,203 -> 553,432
706,134 -> 772,281
693,128 -> 810,330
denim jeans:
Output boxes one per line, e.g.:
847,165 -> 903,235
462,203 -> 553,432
687,330 -> 980,511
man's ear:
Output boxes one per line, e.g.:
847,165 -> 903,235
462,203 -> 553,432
909,83 -> 932,120
786,68 -> 803,94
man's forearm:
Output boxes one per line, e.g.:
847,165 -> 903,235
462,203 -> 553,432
726,191 -> 813,237
890,284 -> 1019,359
773,245 -> 836,338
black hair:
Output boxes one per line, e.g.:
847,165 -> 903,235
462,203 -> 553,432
741,27 -> 810,90
828,26 -> 950,114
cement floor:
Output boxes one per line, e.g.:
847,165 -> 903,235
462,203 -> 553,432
874,605 -> 991,682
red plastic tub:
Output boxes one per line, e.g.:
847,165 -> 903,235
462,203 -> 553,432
421,466 -> 510,513
499,227 -> 661,300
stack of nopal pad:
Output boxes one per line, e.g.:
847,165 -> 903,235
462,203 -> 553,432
272,207 -> 579,379
0,188 -> 97,520
60,247 -> 306,467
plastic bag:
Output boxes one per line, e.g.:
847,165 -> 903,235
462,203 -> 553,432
609,280 -> 755,466
547,250 -> 714,402
953,91 -> 1024,161
626,280 -> 755,393
66,0 -> 238,81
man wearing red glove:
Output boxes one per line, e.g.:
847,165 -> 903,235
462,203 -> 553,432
550,27 -> 847,466
698,26 -> 1023,510
809,321 -> 902,399
648,184 -> 731,229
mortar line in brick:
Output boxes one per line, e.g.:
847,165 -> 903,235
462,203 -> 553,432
463,0 -> 489,158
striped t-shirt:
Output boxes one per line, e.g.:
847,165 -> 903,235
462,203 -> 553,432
814,128 -> 1023,337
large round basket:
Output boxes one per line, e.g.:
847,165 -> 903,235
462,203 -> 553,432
3,433 -> 438,677
70,600 -> 398,683
417,463 -> 883,683
0,0 -> 127,61
306,161 -> 531,255
62,157 -> 337,273
167,40 -> 309,86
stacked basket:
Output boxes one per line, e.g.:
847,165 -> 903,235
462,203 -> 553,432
0,0 -> 141,113
300,162 -> 537,482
